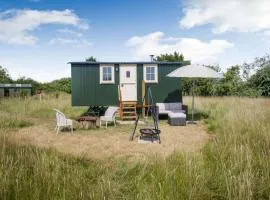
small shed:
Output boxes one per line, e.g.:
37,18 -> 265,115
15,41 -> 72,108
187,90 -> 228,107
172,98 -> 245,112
0,84 -> 32,97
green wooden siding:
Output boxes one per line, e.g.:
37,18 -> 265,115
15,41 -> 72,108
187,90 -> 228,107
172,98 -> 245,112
71,64 -> 119,106
71,63 -> 186,106
137,64 -> 183,104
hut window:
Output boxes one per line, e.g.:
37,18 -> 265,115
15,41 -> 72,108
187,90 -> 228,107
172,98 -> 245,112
100,65 -> 115,84
103,67 -> 112,81
143,64 -> 158,83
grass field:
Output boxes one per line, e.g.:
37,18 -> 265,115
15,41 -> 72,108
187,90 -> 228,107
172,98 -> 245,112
0,94 -> 269,199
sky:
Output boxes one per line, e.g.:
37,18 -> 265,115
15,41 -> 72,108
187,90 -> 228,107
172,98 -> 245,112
0,0 -> 269,82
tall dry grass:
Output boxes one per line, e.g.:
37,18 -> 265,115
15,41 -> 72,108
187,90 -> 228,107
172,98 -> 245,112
0,94 -> 269,199
0,93 -> 86,129
184,96 -> 270,199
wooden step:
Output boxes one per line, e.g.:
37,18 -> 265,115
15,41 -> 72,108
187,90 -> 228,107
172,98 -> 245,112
122,107 -> 136,110
122,106 -> 136,108
122,116 -> 137,119
122,104 -> 136,106
122,101 -> 137,104
119,101 -> 137,120
123,111 -> 136,114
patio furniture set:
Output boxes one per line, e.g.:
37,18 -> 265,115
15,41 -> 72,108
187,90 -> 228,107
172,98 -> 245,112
53,106 -> 118,133
76,106 -> 119,128
53,103 -> 187,134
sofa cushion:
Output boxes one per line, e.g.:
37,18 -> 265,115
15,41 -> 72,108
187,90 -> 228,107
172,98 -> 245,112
156,103 -> 171,112
159,110 -> 171,114
165,104 -> 170,110
168,103 -> 182,110
156,102 -> 185,114
156,103 -> 165,111
168,112 -> 186,118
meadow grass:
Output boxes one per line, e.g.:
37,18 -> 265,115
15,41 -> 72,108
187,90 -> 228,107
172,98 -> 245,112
0,94 -> 269,199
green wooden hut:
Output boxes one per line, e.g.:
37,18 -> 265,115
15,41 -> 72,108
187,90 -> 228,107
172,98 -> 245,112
70,61 -> 190,112
0,84 -> 32,97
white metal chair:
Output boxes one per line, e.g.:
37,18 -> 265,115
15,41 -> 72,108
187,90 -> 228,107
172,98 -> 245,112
53,109 -> 73,134
99,106 -> 119,128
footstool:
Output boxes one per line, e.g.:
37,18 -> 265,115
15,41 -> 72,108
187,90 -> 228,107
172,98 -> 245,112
168,112 -> 186,126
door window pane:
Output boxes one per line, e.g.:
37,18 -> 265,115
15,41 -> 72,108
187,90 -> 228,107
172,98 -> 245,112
126,71 -> 130,78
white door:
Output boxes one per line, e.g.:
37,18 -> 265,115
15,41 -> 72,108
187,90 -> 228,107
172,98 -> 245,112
120,65 -> 137,101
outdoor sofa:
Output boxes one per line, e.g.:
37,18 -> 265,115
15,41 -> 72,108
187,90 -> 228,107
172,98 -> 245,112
156,103 -> 188,126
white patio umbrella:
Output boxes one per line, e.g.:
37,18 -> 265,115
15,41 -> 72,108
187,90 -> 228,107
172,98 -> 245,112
167,64 -> 224,124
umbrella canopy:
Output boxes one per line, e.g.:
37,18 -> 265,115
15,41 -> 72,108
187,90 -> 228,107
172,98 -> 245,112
167,64 -> 224,79
166,64 -> 224,124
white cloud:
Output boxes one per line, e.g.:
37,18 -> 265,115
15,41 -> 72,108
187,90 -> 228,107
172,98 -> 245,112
126,32 -> 234,63
0,9 -> 88,45
180,0 -> 270,33
49,38 -> 92,48
263,30 -> 270,36
57,28 -> 83,37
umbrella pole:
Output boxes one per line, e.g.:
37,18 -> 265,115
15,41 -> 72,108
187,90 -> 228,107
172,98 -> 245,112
192,80 -> 195,123
188,79 -> 196,125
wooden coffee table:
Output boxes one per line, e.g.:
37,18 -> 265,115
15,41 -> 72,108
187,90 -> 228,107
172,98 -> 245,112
77,116 -> 98,129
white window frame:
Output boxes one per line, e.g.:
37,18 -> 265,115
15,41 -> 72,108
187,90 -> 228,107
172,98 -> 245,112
143,64 -> 158,83
100,65 -> 115,84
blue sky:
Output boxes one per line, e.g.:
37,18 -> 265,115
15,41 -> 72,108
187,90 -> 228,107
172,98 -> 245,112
0,0 -> 269,82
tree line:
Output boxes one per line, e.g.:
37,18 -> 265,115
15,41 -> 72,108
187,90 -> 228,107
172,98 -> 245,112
156,52 -> 270,97
0,67 -> 71,94
0,53 -> 269,97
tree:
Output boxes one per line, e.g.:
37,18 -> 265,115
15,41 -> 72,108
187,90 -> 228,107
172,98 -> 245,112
217,65 -> 243,96
248,64 -> 270,96
14,77 -> 41,94
156,52 -> 185,62
155,52 -> 224,96
0,65 -> 12,83
42,78 -> 71,93
85,56 -> 97,62
241,54 -> 270,96
191,65 -> 223,96
242,54 -> 270,80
